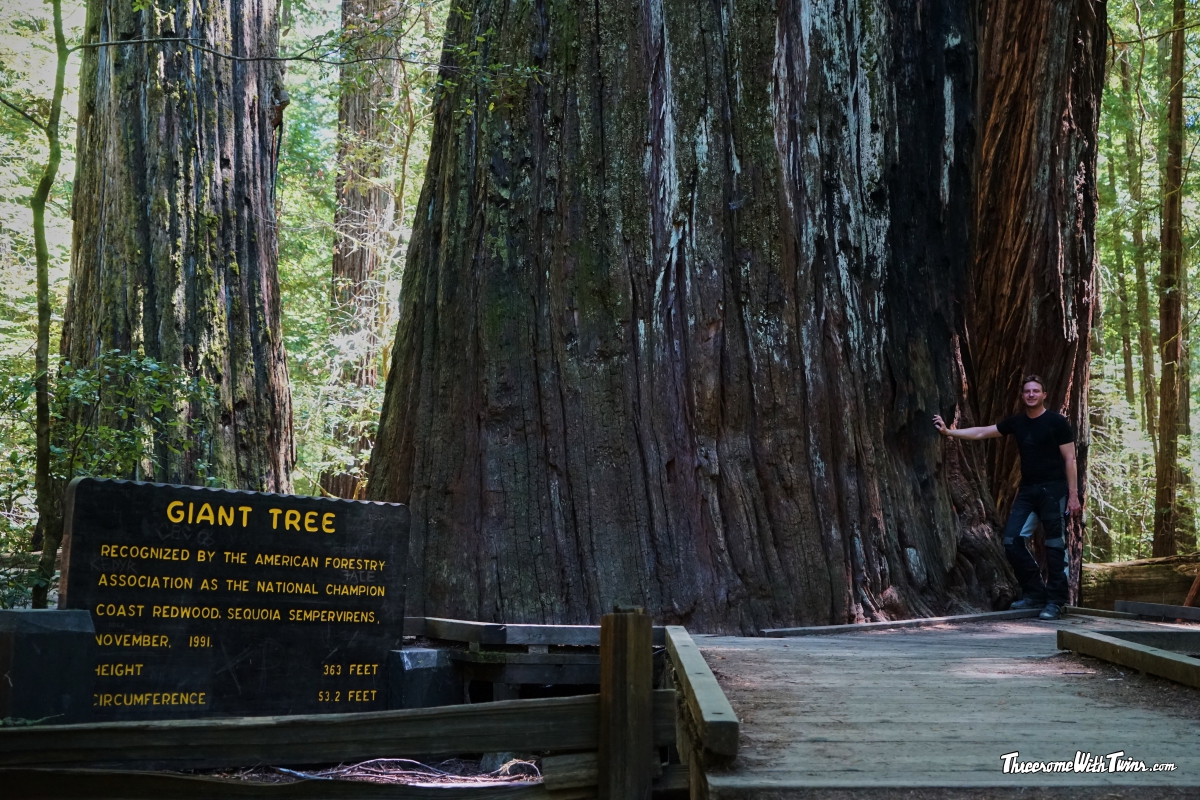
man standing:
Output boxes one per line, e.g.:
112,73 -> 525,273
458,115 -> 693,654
933,375 -> 1081,620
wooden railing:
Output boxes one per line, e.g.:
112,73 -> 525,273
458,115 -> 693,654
0,615 -> 740,798
0,692 -> 677,770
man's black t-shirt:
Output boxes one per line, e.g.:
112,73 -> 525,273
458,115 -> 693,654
996,410 -> 1074,486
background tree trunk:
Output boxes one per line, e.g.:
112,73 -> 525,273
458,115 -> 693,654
1107,159 -> 1137,413
1120,55 -> 1158,453
971,0 -> 1104,604
63,0 -> 294,491
1154,0 -> 1185,557
368,0 -> 1030,632
320,0 -> 402,499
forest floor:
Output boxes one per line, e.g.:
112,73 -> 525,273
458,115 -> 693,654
697,615 -> 1200,799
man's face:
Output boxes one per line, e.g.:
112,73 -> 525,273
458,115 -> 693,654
1022,382 -> 1046,408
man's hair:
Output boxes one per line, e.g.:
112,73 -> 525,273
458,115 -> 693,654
1021,374 -> 1046,392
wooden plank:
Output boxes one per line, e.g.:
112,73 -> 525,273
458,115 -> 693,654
664,627 -> 738,758
0,768 -> 552,798
509,624 -> 666,648
448,651 -> 600,666
542,754 -> 686,795
454,662 -> 600,686
760,609 -> 1039,637
1062,605 -> 1139,619
598,611 -> 654,800
448,650 -> 602,685
405,618 -> 667,647
694,617 -> 1200,792
1114,600 -> 1200,622
411,617 -> 509,646
1089,629 -> 1200,652
0,692 -> 678,770
1057,629 -> 1200,689
543,753 -> 600,791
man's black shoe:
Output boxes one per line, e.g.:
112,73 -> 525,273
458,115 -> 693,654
1009,598 -> 1043,610
1039,603 -> 1062,620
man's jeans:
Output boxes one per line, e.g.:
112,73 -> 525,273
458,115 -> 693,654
1003,480 -> 1069,606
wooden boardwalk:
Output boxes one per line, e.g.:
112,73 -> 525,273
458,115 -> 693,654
697,614 -> 1200,798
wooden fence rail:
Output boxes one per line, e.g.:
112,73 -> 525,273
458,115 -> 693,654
405,617 -> 667,647
0,692 -> 677,771
2,769 -> 557,799
1058,629 -> 1200,690
664,626 -> 738,760
1114,600 -> 1200,622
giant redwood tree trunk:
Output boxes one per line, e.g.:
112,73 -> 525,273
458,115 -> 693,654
368,0 -> 1036,632
971,0 -> 1104,603
63,0 -> 294,492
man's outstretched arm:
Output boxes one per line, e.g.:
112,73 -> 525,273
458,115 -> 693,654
932,415 -> 1001,440
1060,442 -> 1081,516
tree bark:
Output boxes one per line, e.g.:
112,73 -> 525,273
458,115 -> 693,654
1119,55 -> 1158,453
320,0 -> 402,500
971,0 -> 1104,603
1154,0 -> 1185,558
368,0 -> 1043,631
63,0 -> 294,492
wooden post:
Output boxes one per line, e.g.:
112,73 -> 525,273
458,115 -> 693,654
1183,572 -> 1200,607
599,607 -> 654,800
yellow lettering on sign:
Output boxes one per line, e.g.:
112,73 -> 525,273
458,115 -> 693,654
166,501 -> 185,523
150,605 -> 221,619
94,633 -> 170,648
239,506 -> 252,526
195,503 -> 214,525
285,510 -> 301,531
269,508 -> 282,529
98,545 -> 192,561
217,506 -> 234,526
322,512 -> 335,533
95,663 -> 145,677
94,692 -> 206,707
304,511 -> 318,532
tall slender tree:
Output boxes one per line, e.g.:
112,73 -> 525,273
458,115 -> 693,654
1107,158 -> 1137,413
321,0 -> 403,499
61,0 -> 294,486
15,0 -> 68,608
1154,0 -> 1186,557
1120,54 -> 1159,452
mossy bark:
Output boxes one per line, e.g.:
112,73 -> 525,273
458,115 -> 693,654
63,0 -> 294,492
369,0 -> 1100,631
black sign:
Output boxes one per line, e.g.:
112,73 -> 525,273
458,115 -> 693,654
60,478 -> 408,721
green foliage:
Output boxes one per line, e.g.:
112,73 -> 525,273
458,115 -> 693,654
0,363 -> 37,607
0,350 -> 212,607
278,0 -> 446,496
0,0 -> 78,605
51,351 -> 215,485
1089,0 -> 1200,561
